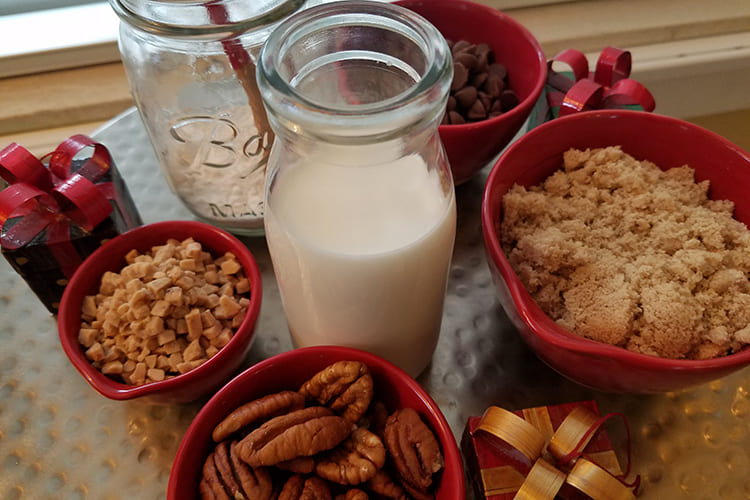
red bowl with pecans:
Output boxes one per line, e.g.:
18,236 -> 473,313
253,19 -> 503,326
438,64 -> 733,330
396,0 -> 547,184
57,220 -> 262,404
167,346 -> 465,499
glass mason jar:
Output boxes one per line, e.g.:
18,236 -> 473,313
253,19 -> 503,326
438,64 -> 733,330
109,0 -> 318,235
258,1 -> 456,378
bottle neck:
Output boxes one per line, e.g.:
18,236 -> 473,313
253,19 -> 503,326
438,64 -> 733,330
257,1 -> 452,145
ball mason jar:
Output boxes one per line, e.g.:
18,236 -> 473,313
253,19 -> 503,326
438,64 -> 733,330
258,1 -> 456,378
109,0 -> 318,235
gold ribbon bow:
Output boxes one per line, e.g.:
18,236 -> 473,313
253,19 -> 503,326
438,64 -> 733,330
473,406 -> 638,500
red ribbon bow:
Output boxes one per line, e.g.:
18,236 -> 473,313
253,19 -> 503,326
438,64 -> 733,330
546,46 -> 655,117
0,135 -> 116,277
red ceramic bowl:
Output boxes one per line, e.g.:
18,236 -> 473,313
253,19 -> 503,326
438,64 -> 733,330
57,220 -> 262,404
396,0 -> 546,185
482,110 -> 750,393
167,345 -> 465,499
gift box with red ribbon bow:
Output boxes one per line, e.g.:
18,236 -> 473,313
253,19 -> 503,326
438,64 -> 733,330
528,46 -> 655,128
0,135 -> 142,313
461,401 -> 639,500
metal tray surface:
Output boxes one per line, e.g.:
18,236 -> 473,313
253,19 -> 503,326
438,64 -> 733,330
1,108 -> 749,499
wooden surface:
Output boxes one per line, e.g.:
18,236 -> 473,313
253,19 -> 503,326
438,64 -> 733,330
690,110 -> 750,152
506,0 -> 750,56
0,62 -> 131,133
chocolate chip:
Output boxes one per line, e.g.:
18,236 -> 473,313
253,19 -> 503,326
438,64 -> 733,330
471,72 -> 488,89
454,86 -> 478,110
451,62 -> 469,92
478,91 -> 492,111
487,63 -> 507,80
454,52 -> 478,71
448,110 -> 466,125
451,40 -> 474,55
483,74 -> 504,98
467,99 -> 487,121
475,43 -> 492,70
447,96 -> 457,112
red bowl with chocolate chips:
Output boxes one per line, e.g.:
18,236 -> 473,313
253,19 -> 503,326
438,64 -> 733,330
57,220 -> 262,404
168,346 -> 465,500
396,0 -> 546,184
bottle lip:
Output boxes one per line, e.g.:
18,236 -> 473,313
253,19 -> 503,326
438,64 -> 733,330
256,0 -> 452,141
109,0 -> 307,37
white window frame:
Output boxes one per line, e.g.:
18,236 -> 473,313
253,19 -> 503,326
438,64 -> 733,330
0,2 -> 119,78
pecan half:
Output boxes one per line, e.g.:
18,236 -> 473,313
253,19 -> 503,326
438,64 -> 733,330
279,475 -> 332,500
277,456 -> 316,474
299,361 -> 374,424
365,470 -> 409,500
383,408 -> 444,495
279,475 -> 305,499
199,440 -> 275,500
213,441 -> 245,499
229,441 -> 274,500
200,452 -> 231,500
238,406 -> 355,467
213,390 -> 306,442
335,489 -> 369,500
199,477 -> 217,500
315,428 -> 386,485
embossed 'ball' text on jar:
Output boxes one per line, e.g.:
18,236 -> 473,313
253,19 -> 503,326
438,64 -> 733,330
109,0 -> 319,235
258,1 -> 457,378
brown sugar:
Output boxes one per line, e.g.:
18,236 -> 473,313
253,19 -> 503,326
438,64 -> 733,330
500,146 -> 750,359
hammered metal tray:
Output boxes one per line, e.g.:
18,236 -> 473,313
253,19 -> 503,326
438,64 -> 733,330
1,107 -> 749,499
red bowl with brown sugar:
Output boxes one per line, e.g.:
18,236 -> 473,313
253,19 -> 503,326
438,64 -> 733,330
482,110 -> 750,393
396,0 -> 547,185
57,220 -> 262,404
167,345 -> 465,499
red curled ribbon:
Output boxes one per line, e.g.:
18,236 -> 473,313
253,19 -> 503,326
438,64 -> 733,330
545,46 -> 655,118
0,135 -> 117,277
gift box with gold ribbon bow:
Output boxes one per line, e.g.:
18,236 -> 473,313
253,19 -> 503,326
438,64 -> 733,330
0,135 -> 142,313
461,401 -> 639,500
528,46 -> 655,128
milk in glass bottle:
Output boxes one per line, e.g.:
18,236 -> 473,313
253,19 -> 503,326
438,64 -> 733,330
257,1 -> 456,377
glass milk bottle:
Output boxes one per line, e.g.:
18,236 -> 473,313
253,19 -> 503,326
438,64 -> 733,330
109,0 -> 318,235
257,1 -> 456,378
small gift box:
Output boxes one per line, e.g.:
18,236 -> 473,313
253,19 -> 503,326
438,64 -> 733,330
528,46 -> 655,128
0,135 -> 142,313
461,401 -> 639,500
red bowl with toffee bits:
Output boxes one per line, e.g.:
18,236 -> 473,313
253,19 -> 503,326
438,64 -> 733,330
396,0 -> 547,184
57,220 -> 262,404
168,346 -> 465,499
